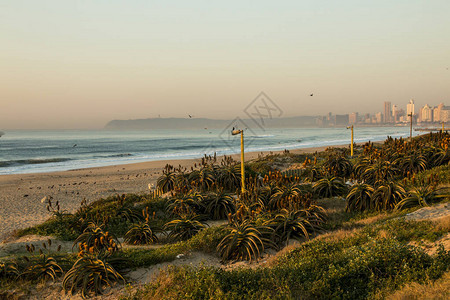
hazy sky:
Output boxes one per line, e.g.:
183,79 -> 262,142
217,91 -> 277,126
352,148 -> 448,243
1,0 -> 449,129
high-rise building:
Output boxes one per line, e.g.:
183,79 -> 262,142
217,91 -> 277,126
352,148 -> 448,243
419,104 -> 433,122
392,104 -> 398,122
433,103 -> 450,122
384,101 -> 392,123
375,112 -> 382,123
335,114 -> 349,125
407,99 -> 415,116
442,107 -> 450,122
433,103 -> 444,122
349,112 -> 358,124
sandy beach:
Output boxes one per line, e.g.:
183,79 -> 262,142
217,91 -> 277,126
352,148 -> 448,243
0,145 -> 335,241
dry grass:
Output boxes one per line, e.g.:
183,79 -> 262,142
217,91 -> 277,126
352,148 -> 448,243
385,271 -> 450,300
377,229 -> 390,239
266,227 -> 360,267
356,213 -> 388,225
433,215 -> 450,232
404,215 -> 450,256
317,228 -> 359,242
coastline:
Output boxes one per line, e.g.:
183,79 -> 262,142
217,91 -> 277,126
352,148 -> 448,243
0,144 -> 343,241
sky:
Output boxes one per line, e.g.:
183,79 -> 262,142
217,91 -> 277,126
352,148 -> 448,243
1,0 -> 449,129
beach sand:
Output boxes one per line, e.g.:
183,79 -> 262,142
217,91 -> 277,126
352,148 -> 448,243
0,145 -> 333,241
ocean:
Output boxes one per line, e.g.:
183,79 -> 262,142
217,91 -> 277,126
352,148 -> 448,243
0,127 -> 417,175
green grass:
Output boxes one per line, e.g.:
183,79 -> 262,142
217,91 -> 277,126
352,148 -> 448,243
118,226 -> 227,268
126,218 -> 450,300
406,164 -> 450,186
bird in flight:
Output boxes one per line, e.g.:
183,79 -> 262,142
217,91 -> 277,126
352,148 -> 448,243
310,93 -> 314,96
73,144 -> 77,147
189,115 -> 192,118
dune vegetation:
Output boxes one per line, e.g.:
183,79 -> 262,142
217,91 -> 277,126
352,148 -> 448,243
1,132 -> 449,299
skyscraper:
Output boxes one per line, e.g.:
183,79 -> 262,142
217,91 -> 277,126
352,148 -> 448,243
420,104 -> 433,122
433,103 -> 444,122
349,112 -> 358,124
407,99 -> 415,116
384,101 -> 392,123
392,104 -> 398,122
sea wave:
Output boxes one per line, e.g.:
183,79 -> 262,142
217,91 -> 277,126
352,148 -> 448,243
94,153 -> 133,158
252,134 -> 275,138
0,158 -> 72,168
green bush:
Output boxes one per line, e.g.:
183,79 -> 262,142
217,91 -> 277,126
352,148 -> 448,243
133,218 -> 450,300
406,164 -> 450,186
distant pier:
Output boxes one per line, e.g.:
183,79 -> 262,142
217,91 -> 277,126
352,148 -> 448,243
414,128 -> 447,132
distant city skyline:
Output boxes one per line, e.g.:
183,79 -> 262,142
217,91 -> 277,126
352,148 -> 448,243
340,99 -> 449,126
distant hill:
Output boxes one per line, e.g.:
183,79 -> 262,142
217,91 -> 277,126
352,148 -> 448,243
104,116 -> 319,130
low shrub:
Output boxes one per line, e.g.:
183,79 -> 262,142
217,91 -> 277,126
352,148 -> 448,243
133,219 -> 450,300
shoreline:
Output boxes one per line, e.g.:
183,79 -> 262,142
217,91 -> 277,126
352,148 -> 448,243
0,144 -> 343,241
0,126 -> 415,176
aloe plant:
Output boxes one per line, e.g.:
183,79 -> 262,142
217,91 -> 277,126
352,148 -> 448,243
63,254 -> 125,298
371,181 -> 406,211
397,153 -> 427,176
157,170 -> 177,193
20,254 -> 63,282
395,185 -> 449,210
73,222 -> 119,255
217,164 -> 241,190
164,214 -> 207,241
0,262 -> 19,279
202,191 -> 236,220
313,176 -> 347,198
189,167 -> 215,191
217,219 -> 273,262
323,154 -> 353,178
361,159 -> 398,185
124,222 -> 159,245
269,182 -> 301,210
346,183 -> 375,212
166,192 -> 204,216
264,209 -> 313,246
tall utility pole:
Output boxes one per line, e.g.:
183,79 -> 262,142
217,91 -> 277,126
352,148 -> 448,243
408,113 -> 413,140
346,125 -> 354,156
232,129 -> 245,193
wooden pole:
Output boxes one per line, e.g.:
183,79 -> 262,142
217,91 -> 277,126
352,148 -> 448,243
347,125 -> 354,156
351,125 -> 354,157
408,113 -> 413,140
240,130 -> 245,193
